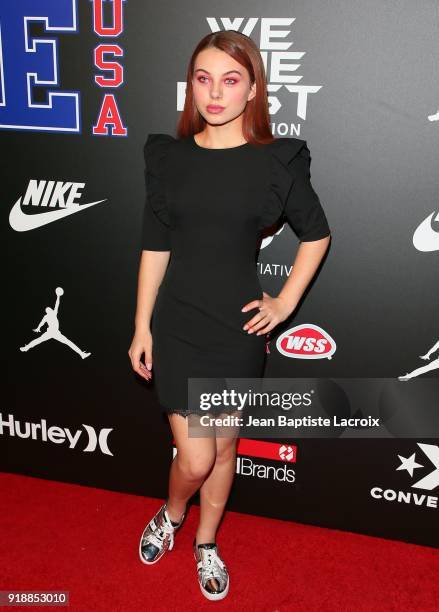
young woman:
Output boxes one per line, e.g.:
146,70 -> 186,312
128,30 -> 331,601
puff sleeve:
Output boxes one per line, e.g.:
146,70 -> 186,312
140,133 -> 175,251
263,138 -> 330,241
282,140 -> 331,241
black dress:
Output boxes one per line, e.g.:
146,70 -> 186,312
140,133 -> 330,417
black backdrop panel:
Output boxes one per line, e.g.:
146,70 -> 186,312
2,1 -> 438,548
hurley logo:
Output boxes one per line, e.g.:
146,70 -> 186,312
9,179 -> 107,231
0,413 -> 114,456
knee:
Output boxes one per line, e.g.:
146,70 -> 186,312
215,441 -> 236,466
178,453 -> 216,481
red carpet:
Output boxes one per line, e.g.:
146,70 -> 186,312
1,472 -> 438,611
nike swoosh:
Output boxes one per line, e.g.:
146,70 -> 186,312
413,211 -> 439,252
9,196 -> 107,231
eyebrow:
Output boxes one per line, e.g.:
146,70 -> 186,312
194,68 -> 242,76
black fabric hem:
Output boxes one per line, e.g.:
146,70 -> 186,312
160,404 -> 242,419
299,229 -> 331,242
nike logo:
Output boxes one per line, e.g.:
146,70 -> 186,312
9,179 -> 107,231
413,211 -> 439,252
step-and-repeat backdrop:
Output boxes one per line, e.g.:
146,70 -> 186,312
3,1 -> 438,548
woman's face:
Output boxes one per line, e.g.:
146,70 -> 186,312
192,47 -> 256,126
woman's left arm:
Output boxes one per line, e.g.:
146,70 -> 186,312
242,140 -> 331,335
242,235 -> 330,335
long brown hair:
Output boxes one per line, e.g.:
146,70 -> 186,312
176,31 -> 274,145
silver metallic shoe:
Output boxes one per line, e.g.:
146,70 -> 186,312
193,538 -> 230,601
139,501 -> 185,565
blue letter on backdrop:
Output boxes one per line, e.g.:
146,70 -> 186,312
0,0 -> 80,132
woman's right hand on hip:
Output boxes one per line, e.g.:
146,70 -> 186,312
128,330 -> 153,382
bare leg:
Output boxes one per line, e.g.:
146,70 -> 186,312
165,413 -> 217,523
196,433 -> 238,545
